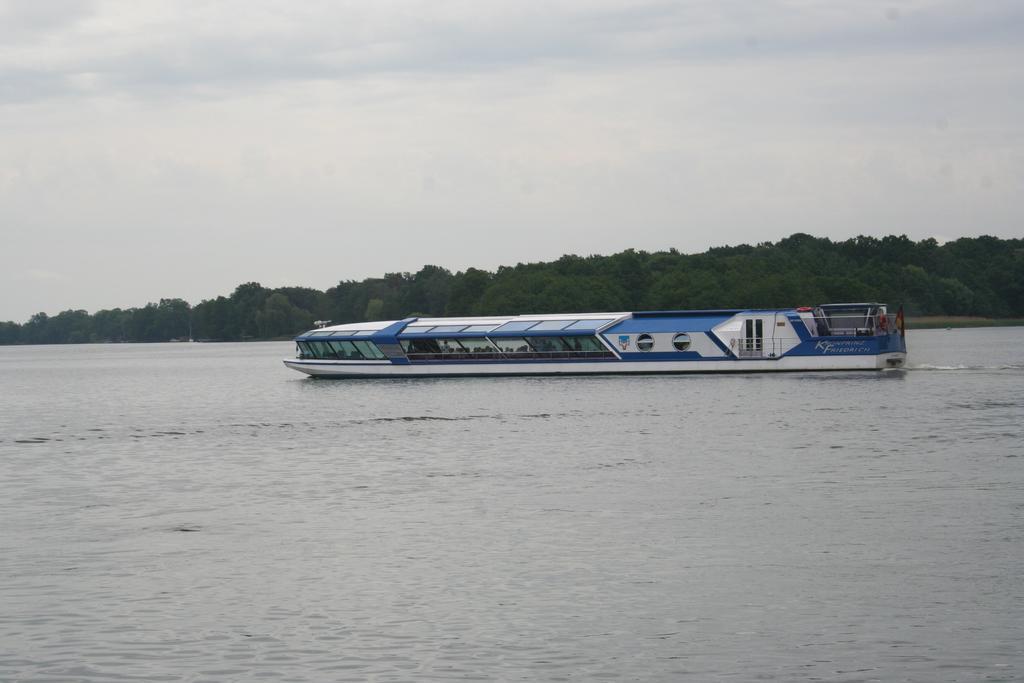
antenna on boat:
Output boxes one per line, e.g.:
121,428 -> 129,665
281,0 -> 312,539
314,320 -> 331,329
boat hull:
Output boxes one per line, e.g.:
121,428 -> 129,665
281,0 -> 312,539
283,351 -> 907,378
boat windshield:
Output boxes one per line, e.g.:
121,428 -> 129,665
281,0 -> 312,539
817,306 -> 880,336
297,339 -> 387,360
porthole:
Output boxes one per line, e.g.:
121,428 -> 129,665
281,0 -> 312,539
672,333 -> 691,351
636,334 -> 655,352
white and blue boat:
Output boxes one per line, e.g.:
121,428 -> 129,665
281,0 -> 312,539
283,303 -> 907,378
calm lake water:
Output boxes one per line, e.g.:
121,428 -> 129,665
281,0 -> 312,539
1,328 -> 1022,682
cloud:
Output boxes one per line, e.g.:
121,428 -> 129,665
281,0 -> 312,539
0,1 -> 1021,104
20,268 -> 65,282
0,0 -> 96,40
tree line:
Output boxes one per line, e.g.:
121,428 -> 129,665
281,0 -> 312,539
2,233 -> 1021,345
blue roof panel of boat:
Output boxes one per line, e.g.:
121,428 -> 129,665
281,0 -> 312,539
631,309 -> 744,317
606,314 -> 733,333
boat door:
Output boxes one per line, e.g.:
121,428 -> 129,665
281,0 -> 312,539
740,318 -> 764,357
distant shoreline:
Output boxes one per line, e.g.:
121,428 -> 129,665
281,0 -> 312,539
906,316 -> 1024,329
4,234 -> 1021,344
1,319 -> 1021,346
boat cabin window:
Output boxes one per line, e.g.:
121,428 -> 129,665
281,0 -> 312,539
672,333 -> 691,351
404,337 -> 501,354
463,324 -> 498,333
569,336 -> 606,352
352,340 -> 387,359
298,338 -> 388,360
524,336 -> 570,352
636,334 -> 655,352
329,340 -> 364,360
399,334 -> 614,360
308,340 -> 337,358
402,338 -> 442,354
490,337 -> 532,354
431,325 -> 468,333
457,337 -> 499,354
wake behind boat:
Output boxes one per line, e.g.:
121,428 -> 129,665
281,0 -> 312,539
282,303 -> 907,378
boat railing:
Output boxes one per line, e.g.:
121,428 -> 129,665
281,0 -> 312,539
805,313 -> 898,337
735,336 -> 803,358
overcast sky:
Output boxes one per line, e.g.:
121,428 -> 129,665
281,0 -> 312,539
1,0 -> 1022,321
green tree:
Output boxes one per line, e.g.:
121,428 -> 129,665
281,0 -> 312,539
364,298 -> 385,321
446,268 -> 492,315
4,232 -> 1024,345
259,292 -> 311,338
228,282 -> 269,339
0,321 -> 21,344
